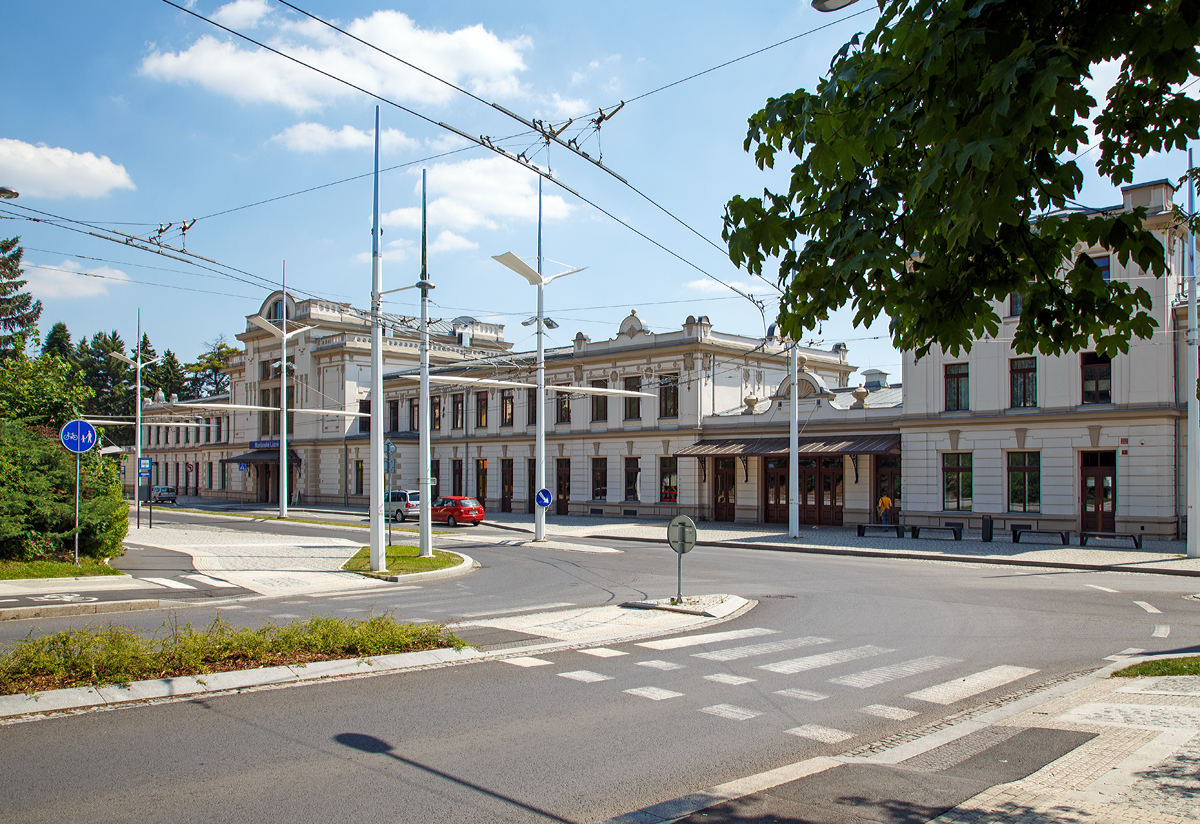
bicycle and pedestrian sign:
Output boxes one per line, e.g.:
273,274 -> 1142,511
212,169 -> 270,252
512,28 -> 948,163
59,419 -> 97,454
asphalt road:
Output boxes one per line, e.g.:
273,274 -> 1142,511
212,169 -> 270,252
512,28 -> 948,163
2,511 -> 1199,822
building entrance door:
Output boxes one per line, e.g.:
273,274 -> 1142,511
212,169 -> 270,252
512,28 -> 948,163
875,455 -> 901,523
714,458 -> 736,522
1080,451 -> 1116,532
500,459 -> 513,512
527,458 -> 536,514
556,458 -> 571,515
763,458 -> 788,523
819,457 -> 844,526
452,459 -> 463,496
796,458 -> 818,524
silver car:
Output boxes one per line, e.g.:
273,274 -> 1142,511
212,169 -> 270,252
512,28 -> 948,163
385,490 -> 420,522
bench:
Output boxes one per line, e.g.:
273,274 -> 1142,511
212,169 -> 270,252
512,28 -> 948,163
857,523 -> 904,539
1079,531 -> 1144,549
911,522 -> 962,540
1011,523 -> 1070,545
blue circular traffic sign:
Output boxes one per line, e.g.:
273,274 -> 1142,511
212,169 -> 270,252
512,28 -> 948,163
59,419 -> 98,454
535,488 -> 553,508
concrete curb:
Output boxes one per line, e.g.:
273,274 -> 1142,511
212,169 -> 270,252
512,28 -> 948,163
353,551 -> 477,583
0,599 -> 161,622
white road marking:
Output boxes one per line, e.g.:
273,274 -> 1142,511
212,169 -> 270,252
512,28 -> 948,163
0,599 -> 18,603
461,602 -> 576,618
705,674 -> 756,686
758,645 -> 893,675
785,724 -> 853,743
142,577 -> 195,590
559,670 -> 612,682
638,660 -> 685,671
906,665 -> 1039,705
860,704 -> 919,721
1085,584 -> 1120,593
1153,625 -> 1171,638
774,688 -> 828,702
624,686 -> 684,701
638,627 -> 777,650
1134,601 -> 1162,614
1104,648 -> 1146,661
829,656 -> 960,689
271,613 -> 300,619
700,704 -> 761,721
504,657 -> 554,667
694,636 -> 832,662
183,573 -> 235,587
579,648 -> 628,657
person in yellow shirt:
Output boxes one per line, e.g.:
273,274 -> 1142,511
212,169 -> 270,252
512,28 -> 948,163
877,494 -> 893,525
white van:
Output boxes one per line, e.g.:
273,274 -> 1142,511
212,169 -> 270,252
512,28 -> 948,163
150,486 -> 177,504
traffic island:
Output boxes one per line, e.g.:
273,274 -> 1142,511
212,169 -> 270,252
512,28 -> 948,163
341,545 -> 474,582
623,594 -> 750,619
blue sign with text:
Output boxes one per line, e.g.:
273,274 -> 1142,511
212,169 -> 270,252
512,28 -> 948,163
59,420 -> 98,454
250,440 -> 280,450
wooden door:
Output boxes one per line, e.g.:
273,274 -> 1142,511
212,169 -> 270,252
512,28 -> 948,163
501,459 -> 513,512
763,458 -> 788,523
819,457 -> 844,526
1080,451 -> 1116,532
797,458 -> 818,524
714,458 -> 736,522
452,459 -> 463,496
875,456 -> 902,523
556,458 -> 571,515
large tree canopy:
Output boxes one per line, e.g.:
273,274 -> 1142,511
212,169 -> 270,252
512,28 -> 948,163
723,0 -> 1200,358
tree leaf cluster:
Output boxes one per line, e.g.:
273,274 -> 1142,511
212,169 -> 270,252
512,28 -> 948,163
723,0 -> 1200,358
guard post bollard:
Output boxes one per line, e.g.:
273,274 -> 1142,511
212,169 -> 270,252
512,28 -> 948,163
981,514 -> 993,543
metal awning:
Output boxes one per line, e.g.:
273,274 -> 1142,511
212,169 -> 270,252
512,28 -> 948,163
219,449 -> 302,466
674,434 -> 900,457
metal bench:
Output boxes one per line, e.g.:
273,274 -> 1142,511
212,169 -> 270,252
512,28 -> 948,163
1011,524 -> 1070,545
857,523 -> 904,539
911,521 -> 962,540
1079,531 -> 1144,549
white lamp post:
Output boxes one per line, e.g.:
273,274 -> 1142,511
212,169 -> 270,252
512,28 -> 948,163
1187,149 -> 1198,558
110,310 -> 162,528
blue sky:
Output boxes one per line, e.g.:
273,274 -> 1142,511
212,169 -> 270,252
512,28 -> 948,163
2,1 -> 1194,381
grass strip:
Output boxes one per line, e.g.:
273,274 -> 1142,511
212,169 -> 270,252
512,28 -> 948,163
1112,656 -> 1200,678
342,544 -> 460,575
0,614 -> 465,695
0,557 -> 124,580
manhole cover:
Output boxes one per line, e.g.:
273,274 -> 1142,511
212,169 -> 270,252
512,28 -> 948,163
761,594 -> 796,599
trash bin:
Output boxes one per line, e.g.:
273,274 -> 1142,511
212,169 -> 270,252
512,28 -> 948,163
981,515 -> 994,543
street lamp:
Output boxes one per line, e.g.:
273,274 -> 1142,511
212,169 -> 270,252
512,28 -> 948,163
0,187 -> 18,199
110,311 -> 162,528
493,212 -> 586,542
811,0 -> 858,10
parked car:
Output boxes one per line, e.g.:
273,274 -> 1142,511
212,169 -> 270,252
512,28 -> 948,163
150,486 -> 177,504
385,489 -> 421,522
430,496 -> 484,527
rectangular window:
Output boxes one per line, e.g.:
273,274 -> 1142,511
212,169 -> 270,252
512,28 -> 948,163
175,426 -> 180,444
591,458 -> 607,500
624,376 -> 642,419
659,457 -> 678,503
555,385 -> 571,424
591,380 -> 608,422
358,399 -> 370,433
475,391 -> 488,428
219,461 -> 225,490
407,399 -> 417,432
430,459 -> 440,498
475,459 -> 487,503
431,395 -> 442,431
1081,352 -> 1112,404
452,459 -> 463,496
1007,452 -> 1041,513
527,388 -> 537,426
354,460 -> 364,495
1010,357 -> 1037,408
945,363 -> 969,411
1009,292 -> 1024,316
205,419 -> 211,444
207,461 -> 213,490
389,399 -> 400,433
215,417 -> 222,443
184,426 -> 190,444
1091,254 -> 1111,281
500,389 -> 514,427
624,457 -> 640,501
659,373 -> 679,418
452,393 -> 464,429
942,453 -> 973,511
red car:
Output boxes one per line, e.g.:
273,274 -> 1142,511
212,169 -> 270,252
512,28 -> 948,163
431,496 -> 485,526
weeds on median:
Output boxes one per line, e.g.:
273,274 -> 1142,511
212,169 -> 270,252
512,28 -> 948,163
0,613 -> 465,695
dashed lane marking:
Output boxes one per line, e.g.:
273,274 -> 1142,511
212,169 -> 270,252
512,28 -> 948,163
504,657 -> 555,667
829,656 -> 960,689
906,665 -> 1039,705
758,645 -> 893,675
638,627 -> 777,651
786,724 -> 853,743
624,687 -> 684,701
859,704 -> 919,721
1085,584 -> 1120,593
141,577 -> 196,590
1134,601 -> 1162,614
579,648 -> 628,657
705,674 -> 756,686
1153,625 -> 1171,638
700,704 -> 761,721
694,636 -> 832,662
774,688 -> 828,702
637,660 -> 685,671
559,670 -> 612,683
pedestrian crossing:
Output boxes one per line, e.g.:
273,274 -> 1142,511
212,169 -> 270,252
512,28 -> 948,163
505,626 -> 1042,747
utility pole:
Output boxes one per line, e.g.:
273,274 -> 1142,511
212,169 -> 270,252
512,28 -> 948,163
1188,148 -> 1198,558
369,106 -> 386,572
279,262 -> 289,520
535,176 -> 547,542
418,170 -> 434,557
789,343 -> 800,539
110,310 -> 161,529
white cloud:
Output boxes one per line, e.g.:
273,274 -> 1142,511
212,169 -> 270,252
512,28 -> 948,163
539,93 -> 590,120
211,0 -> 271,29
140,12 -> 531,112
1081,58 -> 1122,147
354,238 -> 413,264
271,122 -> 419,153
25,260 -> 131,299
426,133 -> 472,153
429,230 -> 477,254
0,138 -> 135,199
